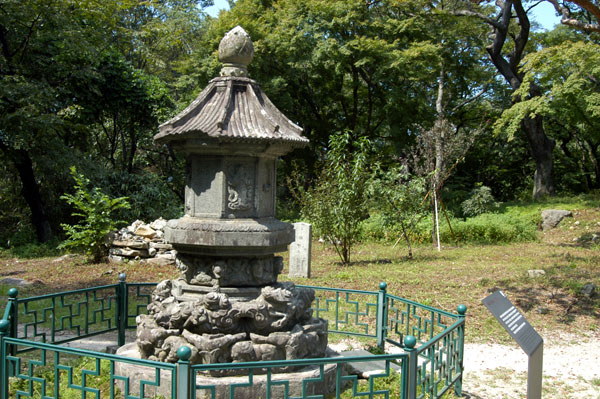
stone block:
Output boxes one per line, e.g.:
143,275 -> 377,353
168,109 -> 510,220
149,242 -> 173,250
109,248 -> 150,258
115,343 -> 340,399
289,222 -> 311,278
112,240 -> 149,249
135,225 -> 157,238
142,257 -> 174,266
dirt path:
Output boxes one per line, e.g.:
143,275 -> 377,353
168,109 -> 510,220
463,332 -> 600,399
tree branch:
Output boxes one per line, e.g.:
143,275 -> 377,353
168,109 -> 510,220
546,0 -> 600,32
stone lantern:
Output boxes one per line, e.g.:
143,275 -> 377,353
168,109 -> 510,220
129,27 -> 328,373
154,26 -> 309,303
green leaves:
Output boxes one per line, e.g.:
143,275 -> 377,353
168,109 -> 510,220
295,131 -> 372,265
59,167 -> 130,263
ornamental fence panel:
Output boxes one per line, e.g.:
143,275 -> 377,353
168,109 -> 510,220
1,280 -> 465,399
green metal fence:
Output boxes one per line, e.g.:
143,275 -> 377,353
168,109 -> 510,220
0,277 -> 466,399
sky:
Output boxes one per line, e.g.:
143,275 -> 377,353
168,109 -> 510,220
205,0 -> 562,31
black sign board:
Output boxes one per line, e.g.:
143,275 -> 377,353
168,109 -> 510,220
482,290 -> 543,356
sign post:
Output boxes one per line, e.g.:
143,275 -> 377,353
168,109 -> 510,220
482,290 -> 543,399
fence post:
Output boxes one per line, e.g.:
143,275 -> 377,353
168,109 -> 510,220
376,282 -> 388,351
455,304 -> 467,397
0,319 -> 9,399
404,335 -> 417,399
117,273 -> 127,347
176,346 -> 192,399
7,288 -> 18,378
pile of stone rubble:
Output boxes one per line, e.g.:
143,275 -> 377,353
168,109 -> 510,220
108,219 -> 176,266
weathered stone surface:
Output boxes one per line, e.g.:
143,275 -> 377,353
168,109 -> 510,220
142,257 -> 174,266
112,240 -> 149,249
108,255 -> 125,263
541,209 -> 573,230
581,283 -> 596,298
116,343 -> 341,398
135,225 -> 157,238
176,254 -> 283,287
109,248 -> 150,258
150,242 -> 173,250
150,217 -> 168,231
289,222 -> 311,278
135,280 -> 327,371
0,277 -> 33,286
528,269 -> 546,278
133,27 -> 321,380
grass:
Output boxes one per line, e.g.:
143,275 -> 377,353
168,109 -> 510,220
0,199 -> 598,399
1,199 -> 599,347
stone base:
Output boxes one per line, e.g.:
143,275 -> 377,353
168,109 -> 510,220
115,343 -> 341,399
172,280 -> 263,302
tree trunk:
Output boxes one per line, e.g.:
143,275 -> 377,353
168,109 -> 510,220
522,115 -> 555,198
2,146 -> 52,242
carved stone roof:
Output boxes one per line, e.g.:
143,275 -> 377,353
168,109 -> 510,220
155,26 -> 308,148
155,76 -> 308,146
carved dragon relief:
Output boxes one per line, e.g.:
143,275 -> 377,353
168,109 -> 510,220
225,161 -> 255,212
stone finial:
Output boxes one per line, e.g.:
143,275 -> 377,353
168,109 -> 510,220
218,26 -> 254,77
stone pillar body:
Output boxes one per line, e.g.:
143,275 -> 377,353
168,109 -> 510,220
289,223 -> 312,278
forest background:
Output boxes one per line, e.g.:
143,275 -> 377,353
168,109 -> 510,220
1,0 -> 600,259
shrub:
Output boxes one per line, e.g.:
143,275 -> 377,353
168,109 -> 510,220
59,167 -> 130,263
461,184 -> 500,217
367,166 -> 427,258
293,131 -> 371,265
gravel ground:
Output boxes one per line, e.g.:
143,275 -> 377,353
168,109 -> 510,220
463,332 -> 600,399
331,330 -> 600,399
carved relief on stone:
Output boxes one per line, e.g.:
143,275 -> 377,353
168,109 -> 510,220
225,161 -> 255,212
176,255 -> 284,287
137,279 -> 328,372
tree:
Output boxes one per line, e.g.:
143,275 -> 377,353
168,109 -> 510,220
495,39 -> 600,189
293,131 -> 371,265
0,0 -> 111,242
368,166 -> 427,258
0,0 -> 207,242
546,0 -> 600,32
453,0 -> 557,199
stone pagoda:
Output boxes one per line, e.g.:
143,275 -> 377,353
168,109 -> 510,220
133,26 -> 327,374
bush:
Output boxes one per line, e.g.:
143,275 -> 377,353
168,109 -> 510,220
293,131 -> 371,265
59,167 -> 130,263
461,184 -> 499,217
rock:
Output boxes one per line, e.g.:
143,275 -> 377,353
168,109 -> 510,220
134,225 -> 157,239
110,248 -> 150,258
108,255 -> 125,263
156,252 -> 176,260
528,269 -> 546,278
149,242 -> 173,250
112,240 -> 149,249
0,277 -> 33,286
52,254 -> 77,262
541,209 -> 573,230
142,257 -> 174,266
148,247 -> 157,256
575,220 -> 580,226
128,220 -> 144,233
581,283 -> 596,298
150,218 -> 168,231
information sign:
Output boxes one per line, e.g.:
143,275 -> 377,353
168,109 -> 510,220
482,290 -> 542,355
